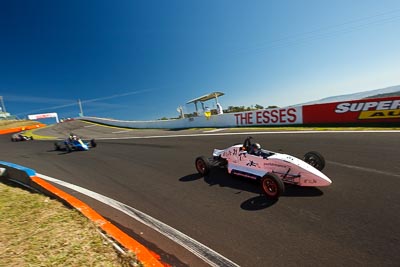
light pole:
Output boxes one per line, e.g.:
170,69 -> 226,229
78,99 -> 84,117
0,96 -> 6,113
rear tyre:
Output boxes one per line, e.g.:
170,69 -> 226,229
304,151 -> 325,171
54,143 -> 60,151
90,139 -> 97,148
260,173 -> 285,199
195,156 -> 211,176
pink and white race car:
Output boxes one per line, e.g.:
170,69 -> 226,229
195,137 -> 332,199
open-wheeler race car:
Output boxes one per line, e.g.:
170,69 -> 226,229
195,137 -> 332,199
54,133 -> 97,152
11,132 -> 34,142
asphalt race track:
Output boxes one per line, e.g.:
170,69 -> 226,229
2,120 -> 400,266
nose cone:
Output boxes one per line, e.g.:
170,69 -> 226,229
302,172 -> 332,187
314,173 -> 332,186
307,165 -> 332,186
318,176 -> 332,186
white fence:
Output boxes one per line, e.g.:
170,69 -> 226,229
79,106 -> 303,129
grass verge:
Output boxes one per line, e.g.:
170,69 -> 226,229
0,120 -> 56,139
0,180 -> 141,266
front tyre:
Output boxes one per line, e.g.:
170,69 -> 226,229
195,156 -> 211,176
304,151 -> 325,171
261,173 -> 285,199
66,144 -> 73,153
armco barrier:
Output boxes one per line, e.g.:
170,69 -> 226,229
0,161 -> 165,267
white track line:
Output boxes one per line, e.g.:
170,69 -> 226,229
95,130 -> 400,140
37,174 -> 240,267
329,161 -> 400,178
203,129 -> 226,133
112,130 -> 132,134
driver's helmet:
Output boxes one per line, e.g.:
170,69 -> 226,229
250,143 -> 261,154
69,133 -> 77,141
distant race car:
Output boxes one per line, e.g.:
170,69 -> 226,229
11,132 -> 34,142
54,134 -> 97,152
195,137 -> 332,199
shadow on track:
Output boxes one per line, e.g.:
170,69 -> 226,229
47,148 -> 78,155
240,196 -> 278,210
179,173 -> 203,182
180,168 -> 324,210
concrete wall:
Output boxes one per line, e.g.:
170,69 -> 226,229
79,106 -> 303,129
79,96 -> 400,129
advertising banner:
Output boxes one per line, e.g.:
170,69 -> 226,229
28,112 -> 59,123
302,96 -> 400,124
232,106 -> 303,126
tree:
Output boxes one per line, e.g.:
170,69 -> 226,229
223,104 -> 274,113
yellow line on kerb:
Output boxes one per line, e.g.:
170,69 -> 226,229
23,127 -> 56,140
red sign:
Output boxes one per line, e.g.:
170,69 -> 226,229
234,107 -> 302,126
302,96 -> 400,124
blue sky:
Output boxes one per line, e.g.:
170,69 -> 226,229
1,0 -> 400,122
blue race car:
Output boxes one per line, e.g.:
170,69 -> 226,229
54,134 -> 97,152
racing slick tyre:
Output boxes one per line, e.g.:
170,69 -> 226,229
304,151 -> 325,171
90,139 -> 97,148
260,173 -> 285,199
195,156 -> 211,176
66,144 -> 73,153
54,143 -> 61,151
